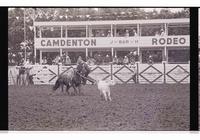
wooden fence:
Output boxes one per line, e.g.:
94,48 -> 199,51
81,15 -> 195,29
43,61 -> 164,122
8,62 -> 190,85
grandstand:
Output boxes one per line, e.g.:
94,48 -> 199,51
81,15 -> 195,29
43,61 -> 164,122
34,18 -> 189,65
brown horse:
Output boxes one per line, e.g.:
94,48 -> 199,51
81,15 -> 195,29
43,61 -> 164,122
53,62 -> 91,95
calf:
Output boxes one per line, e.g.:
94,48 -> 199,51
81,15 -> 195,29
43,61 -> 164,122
96,80 -> 116,101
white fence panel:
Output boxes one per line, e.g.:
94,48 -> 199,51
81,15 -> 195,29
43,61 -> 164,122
112,64 -> 136,84
31,65 -> 58,85
138,64 -> 164,84
165,64 -> 190,83
88,65 -> 111,82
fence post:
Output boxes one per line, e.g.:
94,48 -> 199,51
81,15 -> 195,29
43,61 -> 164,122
111,63 -> 113,80
163,61 -> 166,84
136,62 -> 139,84
57,64 -> 60,76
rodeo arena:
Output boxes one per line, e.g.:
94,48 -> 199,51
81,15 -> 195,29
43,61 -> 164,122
8,8 -> 190,130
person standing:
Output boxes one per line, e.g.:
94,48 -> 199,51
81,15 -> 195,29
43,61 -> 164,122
132,29 -> 138,36
123,56 -> 129,65
112,56 -> 118,65
160,29 -> 166,36
77,56 -> 84,64
65,55 -> 71,65
125,30 -> 129,37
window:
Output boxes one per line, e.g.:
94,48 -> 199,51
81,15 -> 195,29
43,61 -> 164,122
141,24 -> 164,36
67,29 -> 86,38
116,25 -> 137,37
41,26 -> 61,38
141,50 -> 163,63
168,49 -> 189,63
168,24 -> 189,36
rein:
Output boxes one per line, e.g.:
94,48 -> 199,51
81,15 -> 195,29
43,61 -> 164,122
75,71 -> 96,84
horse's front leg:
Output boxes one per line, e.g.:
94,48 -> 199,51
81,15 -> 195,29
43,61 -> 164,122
72,84 -> 77,95
78,85 -> 83,95
16,75 -> 19,85
20,75 -> 24,86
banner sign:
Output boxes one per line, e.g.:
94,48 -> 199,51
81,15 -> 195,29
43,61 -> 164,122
35,36 -> 189,49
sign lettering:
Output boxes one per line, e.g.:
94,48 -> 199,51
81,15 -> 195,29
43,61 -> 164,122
152,37 -> 187,46
40,39 -> 97,47
36,36 -> 189,48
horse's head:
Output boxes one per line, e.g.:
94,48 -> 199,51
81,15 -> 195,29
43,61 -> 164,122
76,62 -> 91,85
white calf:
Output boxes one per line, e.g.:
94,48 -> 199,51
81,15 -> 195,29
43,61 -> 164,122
97,80 -> 116,101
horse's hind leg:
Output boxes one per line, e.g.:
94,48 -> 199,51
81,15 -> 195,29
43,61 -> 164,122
78,85 -> 83,95
16,75 -> 19,85
61,84 -> 64,92
66,85 -> 70,95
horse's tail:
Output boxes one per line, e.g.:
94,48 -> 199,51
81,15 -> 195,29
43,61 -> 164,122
53,77 -> 62,91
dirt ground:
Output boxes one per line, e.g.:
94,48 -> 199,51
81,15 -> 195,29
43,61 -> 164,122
8,84 -> 189,131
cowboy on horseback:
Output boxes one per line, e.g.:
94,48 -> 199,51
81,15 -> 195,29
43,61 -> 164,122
76,56 -> 91,85
53,56 -> 91,95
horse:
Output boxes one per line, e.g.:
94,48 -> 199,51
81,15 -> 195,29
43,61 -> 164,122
52,62 -> 91,95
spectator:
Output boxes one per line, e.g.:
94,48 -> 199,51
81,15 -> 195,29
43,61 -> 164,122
116,31 -> 120,37
107,30 -> 112,37
77,56 -> 84,64
132,29 -> 138,36
160,29 -> 166,36
42,57 -> 47,65
112,56 -> 118,64
53,55 -> 61,65
123,56 -> 129,65
129,51 -> 138,65
148,55 -> 154,64
47,57 -> 52,65
95,54 -> 102,65
65,55 -> 71,65
118,57 -> 123,65
104,54 -> 111,64
125,30 -> 129,37
20,58 -> 25,66
155,31 -> 160,36
52,57 -> 56,65
101,33 -> 105,37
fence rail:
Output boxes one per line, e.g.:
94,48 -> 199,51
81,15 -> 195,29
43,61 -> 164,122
8,63 -> 190,85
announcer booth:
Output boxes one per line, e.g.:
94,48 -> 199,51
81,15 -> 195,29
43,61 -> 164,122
33,18 -> 189,64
